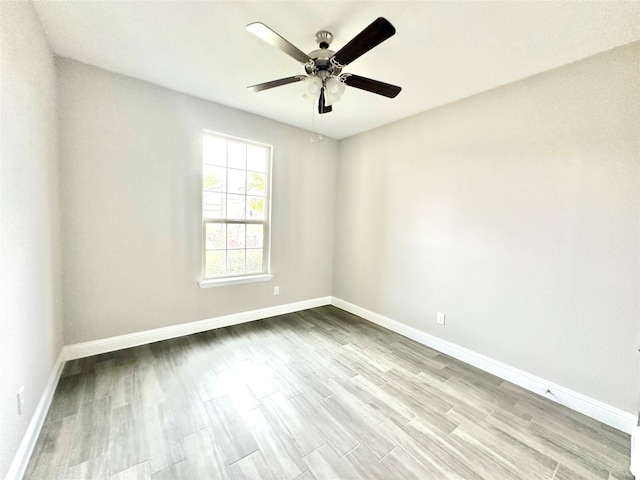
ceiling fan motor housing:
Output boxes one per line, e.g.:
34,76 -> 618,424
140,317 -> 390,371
306,30 -> 342,79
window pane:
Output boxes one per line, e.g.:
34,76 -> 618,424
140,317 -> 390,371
247,145 -> 267,172
228,141 -> 246,170
227,249 -> 245,275
246,224 -> 263,248
227,194 -> 246,219
203,165 -> 226,191
206,251 -> 226,277
246,172 -> 265,195
247,196 -> 265,220
202,133 -> 271,282
246,249 -> 263,274
227,224 -> 246,249
203,192 -> 225,219
206,223 -> 226,250
203,136 -> 227,166
228,169 -> 246,195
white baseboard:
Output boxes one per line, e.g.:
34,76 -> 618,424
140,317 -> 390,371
9,297 -> 332,479
331,296 -> 637,435
10,295 -> 633,480
6,349 -> 66,480
64,296 -> 332,360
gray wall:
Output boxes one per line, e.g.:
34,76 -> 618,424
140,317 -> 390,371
57,58 -> 338,345
0,2 -> 63,478
333,44 -> 640,413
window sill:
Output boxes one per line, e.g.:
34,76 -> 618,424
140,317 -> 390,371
199,274 -> 273,289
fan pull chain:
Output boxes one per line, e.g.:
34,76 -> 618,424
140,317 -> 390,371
308,93 -> 326,143
309,100 -> 315,143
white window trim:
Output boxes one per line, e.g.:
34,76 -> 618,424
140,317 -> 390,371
200,131 -> 273,285
199,274 -> 273,289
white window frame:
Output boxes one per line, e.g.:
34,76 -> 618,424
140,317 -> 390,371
199,131 -> 273,288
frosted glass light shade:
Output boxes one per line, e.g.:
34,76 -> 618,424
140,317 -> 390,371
303,76 -> 323,99
324,77 -> 345,106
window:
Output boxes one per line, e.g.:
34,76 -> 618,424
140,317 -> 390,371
200,131 -> 272,286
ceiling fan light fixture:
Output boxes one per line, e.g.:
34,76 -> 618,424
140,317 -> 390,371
304,76 -> 323,98
325,77 -> 344,95
324,76 -> 345,106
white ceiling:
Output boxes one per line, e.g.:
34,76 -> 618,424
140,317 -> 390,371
33,1 -> 640,139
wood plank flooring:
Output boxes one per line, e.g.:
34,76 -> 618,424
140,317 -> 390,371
25,306 -> 632,479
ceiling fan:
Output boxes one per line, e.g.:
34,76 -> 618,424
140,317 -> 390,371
246,17 -> 401,114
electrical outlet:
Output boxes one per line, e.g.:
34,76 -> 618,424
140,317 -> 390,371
273,286 -> 280,295
437,312 -> 446,325
17,386 -> 25,415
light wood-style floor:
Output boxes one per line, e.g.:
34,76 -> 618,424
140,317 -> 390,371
25,306 -> 632,480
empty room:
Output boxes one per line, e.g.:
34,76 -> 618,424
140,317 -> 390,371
2,1 -> 639,479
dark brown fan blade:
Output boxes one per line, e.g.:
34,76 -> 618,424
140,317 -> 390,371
247,76 -> 305,92
332,17 -> 396,67
318,89 -> 332,114
247,23 -> 312,64
343,74 -> 401,98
